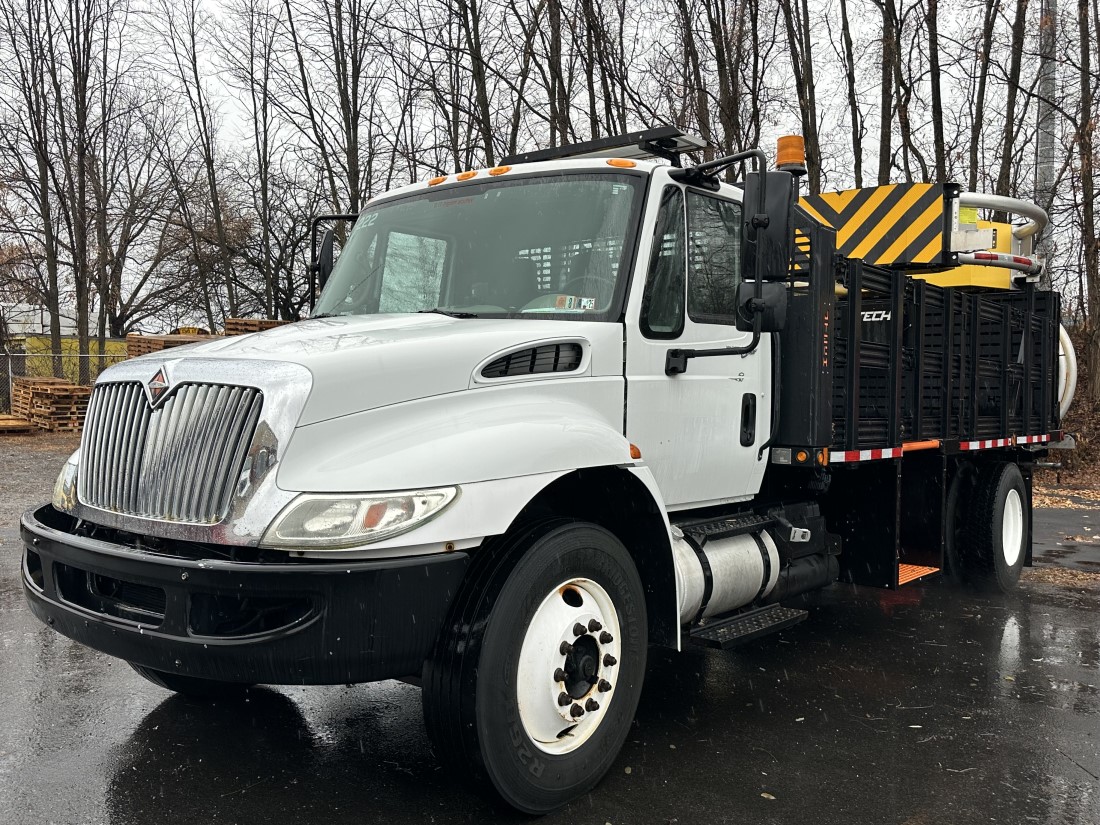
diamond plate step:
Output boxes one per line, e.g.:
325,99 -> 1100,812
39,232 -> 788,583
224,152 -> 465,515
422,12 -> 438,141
688,604 -> 809,650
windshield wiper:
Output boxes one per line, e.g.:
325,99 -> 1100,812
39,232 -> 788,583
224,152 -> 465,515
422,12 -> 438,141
418,308 -> 478,318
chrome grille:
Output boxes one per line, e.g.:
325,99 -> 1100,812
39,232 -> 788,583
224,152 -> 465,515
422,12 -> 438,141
79,382 -> 263,524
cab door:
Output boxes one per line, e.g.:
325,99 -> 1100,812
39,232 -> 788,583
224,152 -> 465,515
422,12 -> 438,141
624,172 -> 771,510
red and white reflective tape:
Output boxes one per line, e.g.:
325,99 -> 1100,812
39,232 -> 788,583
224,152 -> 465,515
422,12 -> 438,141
959,437 -> 1014,450
960,434 -> 1050,450
830,447 -> 903,464
1015,434 -> 1051,445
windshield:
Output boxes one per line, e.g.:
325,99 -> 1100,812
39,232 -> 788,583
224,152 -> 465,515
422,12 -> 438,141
313,172 -> 644,320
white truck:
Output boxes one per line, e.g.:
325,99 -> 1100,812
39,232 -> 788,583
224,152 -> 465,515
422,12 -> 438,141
22,128 -> 1070,813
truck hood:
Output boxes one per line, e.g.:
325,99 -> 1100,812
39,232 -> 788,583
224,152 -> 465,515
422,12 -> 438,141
161,314 -> 624,425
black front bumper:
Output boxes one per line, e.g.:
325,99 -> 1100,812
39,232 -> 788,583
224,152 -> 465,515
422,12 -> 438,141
21,505 -> 468,685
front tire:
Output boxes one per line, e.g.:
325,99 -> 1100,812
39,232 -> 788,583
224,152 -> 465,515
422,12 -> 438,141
961,462 -> 1028,592
423,520 -> 647,813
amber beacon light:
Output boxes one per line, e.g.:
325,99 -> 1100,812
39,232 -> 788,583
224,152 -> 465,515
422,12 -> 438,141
776,135 -> 807,176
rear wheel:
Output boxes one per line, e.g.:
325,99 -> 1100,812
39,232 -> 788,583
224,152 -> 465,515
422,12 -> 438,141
129,663 -> 253,700
961,462 -> 1028,592
423,520 -> 647,813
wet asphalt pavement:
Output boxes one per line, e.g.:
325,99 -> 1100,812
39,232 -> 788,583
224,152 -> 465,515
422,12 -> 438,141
1,444 -> 1098,824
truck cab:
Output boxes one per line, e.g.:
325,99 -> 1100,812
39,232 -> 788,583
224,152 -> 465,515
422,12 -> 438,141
21,128 -> 1068,813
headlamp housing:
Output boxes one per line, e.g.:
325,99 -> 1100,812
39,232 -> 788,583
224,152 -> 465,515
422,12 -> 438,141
262,487 -> 458,550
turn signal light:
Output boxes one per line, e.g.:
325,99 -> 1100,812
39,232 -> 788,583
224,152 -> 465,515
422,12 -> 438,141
629,444 -> 642,460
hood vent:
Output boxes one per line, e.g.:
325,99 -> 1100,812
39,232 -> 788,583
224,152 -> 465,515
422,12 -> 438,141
481,343 -> 583,379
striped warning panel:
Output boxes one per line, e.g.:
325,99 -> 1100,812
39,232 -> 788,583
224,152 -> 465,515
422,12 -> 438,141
798,183 -> 948,268
830,447 -> 903,464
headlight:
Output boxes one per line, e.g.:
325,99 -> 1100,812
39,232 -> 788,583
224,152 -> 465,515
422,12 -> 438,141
261,487 -> 458,549
53,450 -> 80,513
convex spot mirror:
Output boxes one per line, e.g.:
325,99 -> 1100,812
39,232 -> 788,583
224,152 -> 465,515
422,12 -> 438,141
741,170 -> 795,282
734,281 -> 787,333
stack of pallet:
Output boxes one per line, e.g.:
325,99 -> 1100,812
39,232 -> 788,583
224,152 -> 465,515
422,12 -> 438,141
12,376 -> 92,432
126,333 -> 221,359
0,414 -> 34,435
224,318 -> 290,336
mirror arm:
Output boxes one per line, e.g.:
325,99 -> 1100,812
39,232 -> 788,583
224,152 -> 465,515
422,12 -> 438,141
665,315 -> 762,375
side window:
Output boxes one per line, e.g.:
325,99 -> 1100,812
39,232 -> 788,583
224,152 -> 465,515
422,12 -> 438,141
687,191 -> 742,324
378,231 -> 449,312
640,187 -> 685,339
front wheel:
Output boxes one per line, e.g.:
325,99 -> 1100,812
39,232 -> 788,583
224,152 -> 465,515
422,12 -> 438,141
423,520 -> 647,813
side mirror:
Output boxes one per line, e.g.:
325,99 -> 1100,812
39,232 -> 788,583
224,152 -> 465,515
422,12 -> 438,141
315,227 -> 335,291
741,170 -> 795,282
734,281 -> 787,333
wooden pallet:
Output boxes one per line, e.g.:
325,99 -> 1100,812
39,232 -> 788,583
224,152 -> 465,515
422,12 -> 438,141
0,414 -> 35,435
224,317 -> 290,336
12,376 -> 92,432
126,333 -> 221,359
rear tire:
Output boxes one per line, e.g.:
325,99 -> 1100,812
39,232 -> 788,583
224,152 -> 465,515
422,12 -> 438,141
129,663 -> 253,699
961,462 -> 1028,592
422,520 -> 647,814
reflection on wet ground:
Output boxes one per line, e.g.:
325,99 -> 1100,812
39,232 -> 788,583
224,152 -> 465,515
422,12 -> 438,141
2,535 -> 1097,825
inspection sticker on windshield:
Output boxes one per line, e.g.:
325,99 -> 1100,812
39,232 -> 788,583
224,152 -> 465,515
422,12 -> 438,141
555,295 -> 595,310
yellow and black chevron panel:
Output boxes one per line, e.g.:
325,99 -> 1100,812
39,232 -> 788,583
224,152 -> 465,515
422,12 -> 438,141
798,183 -> 948,268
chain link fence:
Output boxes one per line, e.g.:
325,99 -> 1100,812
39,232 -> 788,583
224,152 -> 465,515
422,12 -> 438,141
1,352 -> 129,415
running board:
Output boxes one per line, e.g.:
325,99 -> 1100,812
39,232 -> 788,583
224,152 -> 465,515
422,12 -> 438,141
674,513 -> 775,545
688,604 -> 808,650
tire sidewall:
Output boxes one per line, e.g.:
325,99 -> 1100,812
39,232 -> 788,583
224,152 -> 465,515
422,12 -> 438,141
474,524 -> 647,814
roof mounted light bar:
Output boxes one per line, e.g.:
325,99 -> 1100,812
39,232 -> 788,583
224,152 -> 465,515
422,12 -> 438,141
501,126 -> 707,167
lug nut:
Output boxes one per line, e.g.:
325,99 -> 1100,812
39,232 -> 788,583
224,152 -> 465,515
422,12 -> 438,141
598,679 -> 612,692
599,631 -> 613,644
557,691 -> 571,707
559,641 -> 573,655
572,622 -> 587,637
570,703 -> 585,718
588,619 -> 602,632
554,668 -> 567,682
586,698 -> 600,712
603,654 -> 617,667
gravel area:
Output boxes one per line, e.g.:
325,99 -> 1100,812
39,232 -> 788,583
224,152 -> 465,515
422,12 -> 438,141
0,433 -> 79,545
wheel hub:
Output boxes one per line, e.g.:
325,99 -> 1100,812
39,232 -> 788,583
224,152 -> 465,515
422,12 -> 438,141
516,578 -> 622,755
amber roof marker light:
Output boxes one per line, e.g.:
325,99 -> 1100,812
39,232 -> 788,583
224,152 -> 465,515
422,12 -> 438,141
776,135 -> 807,177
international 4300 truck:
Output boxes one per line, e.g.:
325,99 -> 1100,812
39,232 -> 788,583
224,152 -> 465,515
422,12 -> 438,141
22,128 -> 1075,812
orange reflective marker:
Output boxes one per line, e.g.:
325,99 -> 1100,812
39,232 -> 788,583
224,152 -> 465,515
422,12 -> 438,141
456,170 -> 478,181
629,444 -> 642,460
606,158 -> 636,168
488,166 -> 512,176
428,176 -> 447,186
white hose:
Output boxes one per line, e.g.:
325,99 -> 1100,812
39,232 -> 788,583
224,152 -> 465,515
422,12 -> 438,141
1057,323 -> 1077,420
